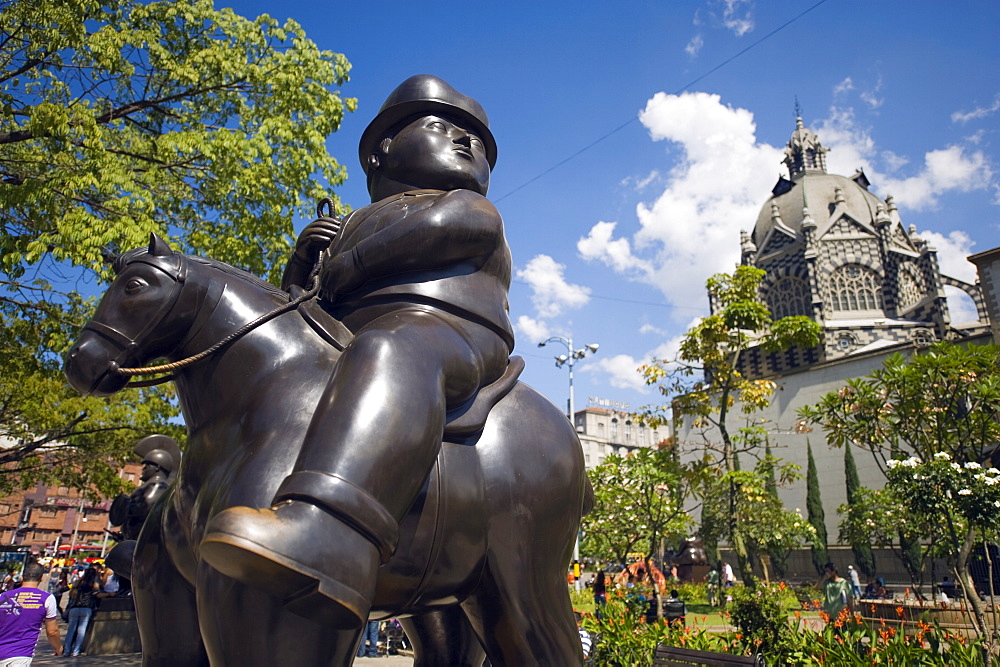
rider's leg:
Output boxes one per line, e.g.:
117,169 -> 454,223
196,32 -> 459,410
200,308 -> 507,627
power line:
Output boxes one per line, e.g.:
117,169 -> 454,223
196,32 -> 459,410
494,0 -> 831,203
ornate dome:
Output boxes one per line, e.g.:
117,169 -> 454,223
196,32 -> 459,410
751,169 -> 888,248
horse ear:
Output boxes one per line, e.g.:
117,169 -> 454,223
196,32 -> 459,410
148,233 -> 174,257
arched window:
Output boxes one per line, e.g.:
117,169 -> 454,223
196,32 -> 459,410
767,277 -> 811,319
610,418 -> 618,442
829,264 -> 883,312
897,264 -> 924,310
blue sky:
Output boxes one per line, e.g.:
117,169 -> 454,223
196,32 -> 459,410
231,0 -> 1000,417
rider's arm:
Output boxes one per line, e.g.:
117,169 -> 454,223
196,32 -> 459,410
322,189 -> 504,297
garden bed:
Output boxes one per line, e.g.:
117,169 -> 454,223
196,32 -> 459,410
858,598 -> 998,638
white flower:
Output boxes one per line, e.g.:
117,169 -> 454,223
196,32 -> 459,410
995,501 -> 1000,508
887,459 -> 901,469
965,462 -> 982,470
989,468 -> 1000,475
958,489 -> 972,496
934,452 -> 952,460
951,463 -> 962,471
986,478 -> 999,486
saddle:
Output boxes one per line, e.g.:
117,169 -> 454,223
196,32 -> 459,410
297,297 -> 523,442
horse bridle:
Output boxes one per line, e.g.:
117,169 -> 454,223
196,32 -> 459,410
86,251 -> 322,388
81,252 -> 192,388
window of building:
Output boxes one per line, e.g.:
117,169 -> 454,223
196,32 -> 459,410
829,264 -> 883,312
625,421 -> 632,442
767,277 -> 811,319
0,504 -> 9,515
897,264 -> 924,310
124,472 -> 136,483
40,507 -> 57,518
610,418 -> 618,442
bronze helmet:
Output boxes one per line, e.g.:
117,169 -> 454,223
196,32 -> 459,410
359,74 -> 497,174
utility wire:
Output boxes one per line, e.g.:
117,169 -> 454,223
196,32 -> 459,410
494,0 -> 831,203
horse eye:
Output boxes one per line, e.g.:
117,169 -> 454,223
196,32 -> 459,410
124,277 -> 146,294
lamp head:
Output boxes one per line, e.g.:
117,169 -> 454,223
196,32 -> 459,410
555,355 -> 568,367
586,343 -> 600,353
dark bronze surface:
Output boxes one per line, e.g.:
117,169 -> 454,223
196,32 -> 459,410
65,76 -> 589,666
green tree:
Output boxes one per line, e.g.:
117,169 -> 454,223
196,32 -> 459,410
801,342 -> 1000,639
805,440 -> 828,575
763,439 -> 789,578
0,0 -> 354,493
639,265 -> 821,586
581,447 -> 695,578
843,444 -> 876,578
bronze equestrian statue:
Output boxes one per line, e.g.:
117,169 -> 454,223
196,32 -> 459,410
64,76 -> 590,666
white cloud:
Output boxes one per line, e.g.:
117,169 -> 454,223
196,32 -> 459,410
578,92 -> 781,317
816,107 -> 994,210
720,0 -> 754,36
514,315 -> 552,344
952,95 -> 1000,124
919,229 -> 977,283
859,77 -> 884,109
833,77 -> 854,96
516,254 -> 591,318
583,354 -> 650,393
577,221 -> 653,275
639,323 -> 666,336
685,34 -> 704,58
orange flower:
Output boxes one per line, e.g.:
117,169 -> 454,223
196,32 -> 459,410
895,606 -> 905,618
870,604 -> 876,613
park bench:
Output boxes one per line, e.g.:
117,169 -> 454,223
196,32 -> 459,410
654,643 -> 764,666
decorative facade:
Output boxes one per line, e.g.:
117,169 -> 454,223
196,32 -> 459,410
735,117 -> 990,379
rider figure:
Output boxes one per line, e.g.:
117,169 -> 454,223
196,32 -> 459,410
201,75 -> 514,628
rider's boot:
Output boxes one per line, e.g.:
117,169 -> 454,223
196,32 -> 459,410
199,471 -> 398,629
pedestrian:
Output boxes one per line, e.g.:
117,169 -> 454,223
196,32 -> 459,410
356,619 -> 380,658
592,570 -> 607,619
63,566 -> 100,657
820,563 -> 852,628
0,561 -> 63,663
847,564 -> 862,599
706,565 -> 720,606
721,562 -> 735,588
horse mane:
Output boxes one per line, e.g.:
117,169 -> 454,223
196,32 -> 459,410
187,256 -> 289,301
115,248 -> 289,302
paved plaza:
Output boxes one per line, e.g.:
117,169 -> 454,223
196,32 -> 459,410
28,618 -> 415,665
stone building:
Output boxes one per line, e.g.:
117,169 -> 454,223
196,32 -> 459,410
574,403 -> 668,469
678,117 -> 994,578
0,462 -> 144,557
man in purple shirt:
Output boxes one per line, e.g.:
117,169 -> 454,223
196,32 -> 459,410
0,562 -> 62,664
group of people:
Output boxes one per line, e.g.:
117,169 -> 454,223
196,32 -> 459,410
0,559 -> 128,663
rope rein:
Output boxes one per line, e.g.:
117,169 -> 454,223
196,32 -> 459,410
116,252 -> 325,387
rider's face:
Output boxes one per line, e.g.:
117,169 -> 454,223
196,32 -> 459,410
380,114 -> 490,195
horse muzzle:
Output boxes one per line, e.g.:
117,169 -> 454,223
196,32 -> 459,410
64,335 -> 131,397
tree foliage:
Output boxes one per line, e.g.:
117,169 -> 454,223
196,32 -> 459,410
581,447 -> 696,570
638,265 -> 822,585
0,0 -> 354,494
843,444 -> 876,577
805,440 -> 828,575
801,342 -> 1000,637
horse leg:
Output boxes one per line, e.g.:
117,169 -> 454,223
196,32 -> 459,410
196,562 -> 361,667
131,501 -> 209,666
461,556 -> 582,666
399,606 -> 486,667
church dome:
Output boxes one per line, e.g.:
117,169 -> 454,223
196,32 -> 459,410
751,170 -> 886,247
751,117 -> 887,247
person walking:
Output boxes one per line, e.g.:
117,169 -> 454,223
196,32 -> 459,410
0,561 -> 62,663
820,563 -> 853,628
847,565 -> 862,599
63,566 -> 100,657
356,619 -> 380,658
592,570 -> 607,619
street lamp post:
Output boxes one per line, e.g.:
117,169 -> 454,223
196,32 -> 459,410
538,335 -> 599,591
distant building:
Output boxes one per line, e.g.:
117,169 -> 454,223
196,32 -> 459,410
575,405 -> 669,469
676,116 -> 994,579
0,462 -> 143,557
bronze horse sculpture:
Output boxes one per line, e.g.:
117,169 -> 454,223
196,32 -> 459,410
64,235 -> 590,666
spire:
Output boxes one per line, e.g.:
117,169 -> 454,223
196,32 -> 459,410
783,114 -> 828,179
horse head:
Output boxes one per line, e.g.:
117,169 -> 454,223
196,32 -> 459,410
65,234 -> 197,397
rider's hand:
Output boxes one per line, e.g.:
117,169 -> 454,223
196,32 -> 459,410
293,217 -> 342,263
